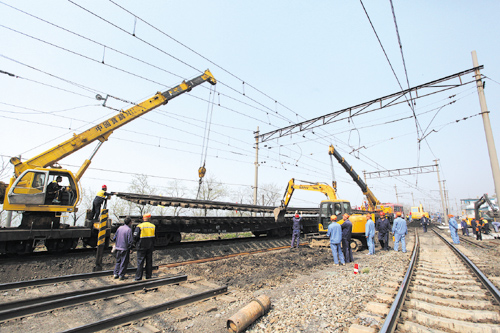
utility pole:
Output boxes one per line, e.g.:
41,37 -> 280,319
394,185 -> 399,204
434,159 -> 448,224
443,180 -> 449,216
472,51 -> 500,200
253,127 -> 259,216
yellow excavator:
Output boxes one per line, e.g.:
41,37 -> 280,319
0,70 -> 216,253
274,178 -> 371,250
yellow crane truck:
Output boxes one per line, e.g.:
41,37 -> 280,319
0,70 -> 216,253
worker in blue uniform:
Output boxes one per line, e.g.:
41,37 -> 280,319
421,215 -> 429,233
460,219 -> 470,236
341,213 -> 353,263
290,211 -> 303,249
365,213 -> 375,255
326,215 -> 345,266
448,214 -> 460,244
392,212 -> 407,253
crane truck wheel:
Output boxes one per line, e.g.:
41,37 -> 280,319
350,239 -> 364,252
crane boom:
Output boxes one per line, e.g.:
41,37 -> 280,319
328,145 -> 380,210
10,70 -> 216,178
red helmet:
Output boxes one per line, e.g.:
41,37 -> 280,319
102,185 -> 107,190
295,214 -> 299,218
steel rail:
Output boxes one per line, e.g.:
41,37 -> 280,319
114,192 -> 318,214
0,266 -> 159,291
380,230 -> 419,333
432,229 -> 500,305
0,275 -> 187,322
61,285 -> 228,333
159,243 -> 307,269
0,274 -> 185,312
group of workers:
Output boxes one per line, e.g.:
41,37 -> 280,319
88,185 -> 156,282
112,213 -> 156,281
321,211 -> 408,265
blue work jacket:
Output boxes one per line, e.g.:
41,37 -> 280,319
392,217 -> 408,235
326,222 -> 342,244
365,219 -> 375,238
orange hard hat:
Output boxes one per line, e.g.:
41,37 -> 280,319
330,215 -> 337,221
396,212 -> 402,217
448,214 -> 453,218
380,212 -> 385,216
343,213 -> 349,219
143,213 -> 152,221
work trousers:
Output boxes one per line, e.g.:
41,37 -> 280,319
462,227 -> 469,236
291,230 -> 300,248
91,201 -> 103,220
422,224 -> 427,233
342,238 -> 353,263
367,236 -> 375,255
450,229 -> 460,244
394,233 -> 406,253
476,230 -> 482,241
330,243 -> 344,265
135,247 -> 153,280
113,250 -> 130,277
379,233 -> 389,250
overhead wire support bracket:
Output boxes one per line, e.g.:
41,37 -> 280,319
258,66 -> 483,143
363,164 -> 438,180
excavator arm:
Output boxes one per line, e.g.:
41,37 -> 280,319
274,178 -> 338,221
329,145 -> 380,211
474,194 -> 500,220
10,70 -> 217,178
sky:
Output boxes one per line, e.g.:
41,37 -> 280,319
1,0 -> 500,216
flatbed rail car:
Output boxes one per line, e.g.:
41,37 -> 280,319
119,215 -> 320,246
0,219 -> 110,254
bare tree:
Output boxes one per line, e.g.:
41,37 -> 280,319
194,176 -> 228,216
165,179 -> 188,216
65,187 -> 94,226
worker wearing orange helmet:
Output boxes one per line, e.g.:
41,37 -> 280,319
326,215 -> 345,265
448,214 -> 460,244
365,213 -> 375,255
91,185 -> 111,221
392,212 -> 408,252
133,213 -> 156,281
341,213 -> 353,263
376,211 -> 390,251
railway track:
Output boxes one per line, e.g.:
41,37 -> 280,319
351,228 -> 500,332
0,267 -> 227,332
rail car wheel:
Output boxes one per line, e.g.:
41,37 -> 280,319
171,232 -> 181,243
252,232 -> 263,237
45,239 -> 77,252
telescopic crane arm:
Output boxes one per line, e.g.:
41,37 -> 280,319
328,145 -> 380,210
10,70 -> 217,181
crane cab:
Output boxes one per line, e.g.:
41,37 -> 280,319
3,169 -> 79,228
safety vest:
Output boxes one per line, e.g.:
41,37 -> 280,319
96,190 -> 107,198
137,222 -> 155,238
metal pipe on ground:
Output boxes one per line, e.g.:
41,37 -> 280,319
227,295 -> 271,333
